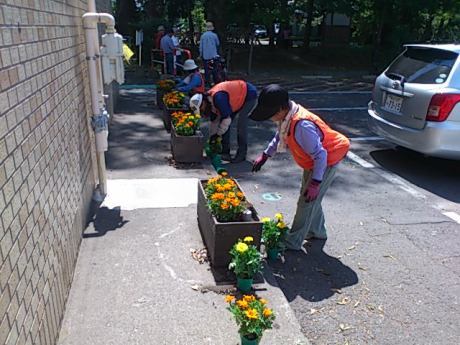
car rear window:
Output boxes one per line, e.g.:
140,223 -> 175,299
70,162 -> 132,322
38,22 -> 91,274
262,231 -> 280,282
385,47 -> 458,84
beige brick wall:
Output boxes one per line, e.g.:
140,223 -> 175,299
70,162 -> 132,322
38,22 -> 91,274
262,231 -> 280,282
0,0 -> 110,344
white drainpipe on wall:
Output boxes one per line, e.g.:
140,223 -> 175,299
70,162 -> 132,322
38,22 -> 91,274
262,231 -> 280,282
82,7 -> 116,199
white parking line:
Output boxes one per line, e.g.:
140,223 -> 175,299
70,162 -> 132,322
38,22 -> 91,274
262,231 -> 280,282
350,136 -> 383,142
309,107 -> 368,111
346,151 -> 427,199
442,212 -> 460,224
346,152 -> 376,168
290,91 -> 371,95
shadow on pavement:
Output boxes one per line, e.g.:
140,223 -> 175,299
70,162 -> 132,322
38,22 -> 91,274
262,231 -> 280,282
269,240 -> 358,302
83,206 -> 129,238
370,147 -> 460,203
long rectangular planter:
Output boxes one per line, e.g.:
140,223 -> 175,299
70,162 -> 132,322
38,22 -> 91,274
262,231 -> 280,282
171,126 -> 204,163
197,179 -> 263,268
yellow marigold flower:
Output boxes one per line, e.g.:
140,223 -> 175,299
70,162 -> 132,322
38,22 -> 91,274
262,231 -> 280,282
231,199 -> 240,207
228,192 -> 235,198
243,236 -> 253,243
262,217 -> 271,223
221,202 -> 229,210
260,298 -> 268,305
236,191 -> 244,199
245,308 -> 258,319
216,185 -> 225,192
220,171 -> 228,176
236,299 -> 249,309
195,114 -> 201,119
277,221 -> 286,229
236,242 -> 248,253
225,295 -> 235,303
275,213 -> 283,221
263,308 -> 272,317
243,295 -> 256,302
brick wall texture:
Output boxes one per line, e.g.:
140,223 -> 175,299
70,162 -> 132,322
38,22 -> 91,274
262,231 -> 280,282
0,0 -> 110,344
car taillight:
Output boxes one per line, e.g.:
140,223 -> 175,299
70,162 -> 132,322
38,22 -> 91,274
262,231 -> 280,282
426,94 -> 460,122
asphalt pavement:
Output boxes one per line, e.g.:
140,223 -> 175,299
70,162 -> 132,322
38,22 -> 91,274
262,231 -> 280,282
223,90 -> 460,345
59,84 -> 460,345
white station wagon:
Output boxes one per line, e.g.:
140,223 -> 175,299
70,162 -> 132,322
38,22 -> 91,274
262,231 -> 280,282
368,44 -> 460,160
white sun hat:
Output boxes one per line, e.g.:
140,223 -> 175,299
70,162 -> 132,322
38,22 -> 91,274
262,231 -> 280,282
183,59 -> 199,71
190,94 -> 203,114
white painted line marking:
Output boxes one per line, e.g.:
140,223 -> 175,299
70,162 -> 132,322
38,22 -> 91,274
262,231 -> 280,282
377,169 -> 427,199
350,136 -> 383,142
347,152 -> 376,168
103,178 -> 197,210
443,212 -> 460,224
346,151 -> 427,200
309,107 -> 368,111
290,91 -> 371,95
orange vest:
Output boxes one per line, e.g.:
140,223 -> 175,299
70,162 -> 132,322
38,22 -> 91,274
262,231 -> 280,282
191,72 -> 205,95
207,80 -> 248,115
286,106 -> 350,170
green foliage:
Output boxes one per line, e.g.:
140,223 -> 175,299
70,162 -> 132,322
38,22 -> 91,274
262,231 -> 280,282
229,238 -> 262,279
261,214 -> 288,250
226,295 -> 275,339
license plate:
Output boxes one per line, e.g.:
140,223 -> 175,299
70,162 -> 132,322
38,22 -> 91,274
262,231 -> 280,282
383,93 -> 403,113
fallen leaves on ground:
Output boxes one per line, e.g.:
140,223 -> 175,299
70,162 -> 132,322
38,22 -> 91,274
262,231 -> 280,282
339,323 -> 353,332
383,254 -> 397,260
190,248 -> 209,264
331,288 -> 342,294
337,297 -> 351,305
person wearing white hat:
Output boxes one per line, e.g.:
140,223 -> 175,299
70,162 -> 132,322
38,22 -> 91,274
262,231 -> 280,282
199,21 -> 220,85
176,59 -> 205,95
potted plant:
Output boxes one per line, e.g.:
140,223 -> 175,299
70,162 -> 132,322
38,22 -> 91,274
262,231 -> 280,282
197,173 -> 263,268
261,213 -> 288,261
162,91 -> 187,131
229,237 -> 262,292
156,79 -> 175,109
170,111 -> 204,163
225,294 -> 275,345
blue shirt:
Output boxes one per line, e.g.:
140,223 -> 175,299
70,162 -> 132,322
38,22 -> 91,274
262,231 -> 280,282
199,31 -> 220,60
160,35 -> 175,54
177,73 -> 203,93
264,120 -> 327,181
212,82 -> 257,119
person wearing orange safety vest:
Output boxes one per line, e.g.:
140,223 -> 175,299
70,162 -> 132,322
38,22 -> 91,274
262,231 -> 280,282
250,84 -> 350,250
176,59 -> 205,95
190,80 -> 258,163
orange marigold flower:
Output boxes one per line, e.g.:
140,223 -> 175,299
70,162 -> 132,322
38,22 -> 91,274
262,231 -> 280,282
228,192 -> 235,198
231,199 -> 240,207
259,298 -> 268,305
236,191 -> 244,198
263,308 -> 273,317
236,300 -> 249,309
245,308 -> 259,319
243,295 -> 256,303
225,295 -> 235,303
221,203 -> 229,210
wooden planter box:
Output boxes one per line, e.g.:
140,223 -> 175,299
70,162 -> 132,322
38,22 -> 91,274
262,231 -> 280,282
197,179 -> 263,268
171,126 -> 204,163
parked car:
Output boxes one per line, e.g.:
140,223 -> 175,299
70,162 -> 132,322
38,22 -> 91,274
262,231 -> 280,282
254,25 -> 268,38
368,44 -> 460,160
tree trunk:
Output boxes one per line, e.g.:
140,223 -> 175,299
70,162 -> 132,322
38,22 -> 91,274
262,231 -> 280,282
303,0 -> 315,51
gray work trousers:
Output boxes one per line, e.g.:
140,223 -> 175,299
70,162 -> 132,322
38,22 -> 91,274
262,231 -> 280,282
221,98 -> 257,156
284,165 -> 338,250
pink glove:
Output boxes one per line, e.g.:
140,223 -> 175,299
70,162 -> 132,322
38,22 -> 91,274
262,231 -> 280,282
252,152 -> 269,172
304,180 -> 321,202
